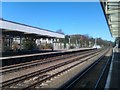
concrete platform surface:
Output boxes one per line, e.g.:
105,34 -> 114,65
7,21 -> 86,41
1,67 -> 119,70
1,48 -> 92,60
105,47 -> 120,89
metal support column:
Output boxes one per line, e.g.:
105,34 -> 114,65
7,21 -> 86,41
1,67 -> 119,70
20,36 -> 22,50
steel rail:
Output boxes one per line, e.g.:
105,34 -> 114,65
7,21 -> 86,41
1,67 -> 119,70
2,49 -> 102,88
93,51 -> 112,90
1,49 -> 97,75
60,48 -> 109,89
22,49 -> 105,89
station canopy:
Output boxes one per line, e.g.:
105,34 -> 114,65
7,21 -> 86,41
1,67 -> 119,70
100,0 -> 120,38
0,19 -> 65,39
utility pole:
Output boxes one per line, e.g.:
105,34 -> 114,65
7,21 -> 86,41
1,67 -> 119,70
95,38 -> 97,46
93,33 -> 97,48
94,38 -> 97,48
69,37 -> 70,44
76,40 -> 78,48
68,35 -> 71,49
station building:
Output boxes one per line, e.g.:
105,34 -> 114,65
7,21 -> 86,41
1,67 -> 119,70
0,19 -> 65,53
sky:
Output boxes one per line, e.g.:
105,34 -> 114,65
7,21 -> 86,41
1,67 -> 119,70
2,2 -> 115,41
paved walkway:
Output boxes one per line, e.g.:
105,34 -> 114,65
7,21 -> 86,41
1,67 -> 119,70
105,48 -> 120,89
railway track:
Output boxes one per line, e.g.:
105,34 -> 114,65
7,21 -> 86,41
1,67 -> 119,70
3,51 -> 100,85
1,48 -> 107,90
60,48 -> 112,89
23,49 -> 106,89
1,49 -> 96,75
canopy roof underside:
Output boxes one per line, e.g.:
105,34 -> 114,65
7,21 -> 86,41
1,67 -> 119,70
101,0 -> 120,38
0,19 -> 65,39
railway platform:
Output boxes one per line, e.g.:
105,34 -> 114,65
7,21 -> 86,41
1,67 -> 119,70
105,47 -> 120,89
1,48 -> 93,66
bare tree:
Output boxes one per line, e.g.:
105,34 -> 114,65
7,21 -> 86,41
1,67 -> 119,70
56,29 -> 64,34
